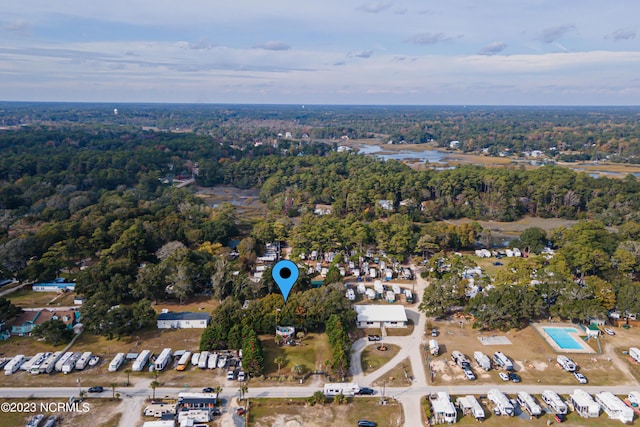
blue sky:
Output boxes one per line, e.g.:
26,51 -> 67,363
1,1 -> 639,105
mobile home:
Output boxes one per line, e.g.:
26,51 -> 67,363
323,382 -> 360,397
430,392 -> 457,424
176,351 -> 192,371
493,351 -> 514,371
207,353 -> 218,369
75,352 -> 93,370
55,352 -> 73,372
596,391 -> 634,423
517,391 -> 542,417
29,352 -> 49,374
429,339 -> 439,356
474,351 -> 491,371
154,348 -> 172,371
108,353 -> 126,372
198,351 -> 209,369
132,350 -> 151,372
39,351 -> 63,374
62,352 -> 82,374
630,347 -> 640,363
456,395 -> 485,421
570,389 -> 600,418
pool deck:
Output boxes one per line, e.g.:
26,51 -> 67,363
532,322 -> 597,354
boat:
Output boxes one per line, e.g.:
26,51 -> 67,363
217,355 -> 227,369
88,356 -> 100,367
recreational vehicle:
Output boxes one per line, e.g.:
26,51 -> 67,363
132,350 -> 151,372
557,355 -> 577,372
75,352 -> 93,370
4,355 -> 25,375
493,351 -> 514,371
517,391 -> 542,417
404,289 -> 414,303
487,389 -> 514,416
429,339 -> 439,356
55,352 -> 73,372
208,353 -> 218,369
39,351 -> 63,374
154,348 -> 172,371
62,352 -> 82,374
570,389 -> 600,418
29,352 -> 50,374
198,351 -> 209,369
451,351 -> 470,369
176,351 -> 192,371
474,351 -> 491,371
323,383 -> 360,397
108,353 -> 126,372
541,390 -> 568,415
456,395 -> 485,421
630,347 -> 640,363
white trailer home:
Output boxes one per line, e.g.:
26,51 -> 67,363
557,355 -> 577,372
456,395 -> 485,421
517,391 -> 542,417
108,353 -> 126,372
430,392 -> 457,424
28,352 -> 49,374
4,355 -> 25,375
55,352 -> 73,372
154,348 -> 172,371
630,347 -> 640,363
474,351 -> 491,371
39,351 -> 63,374
451,351 -> 470,369
132,350 -> 151,372
541,390 -> 568,415
487,389 -> 514,416
75,352 -> 93,370
570,389 -> 600,418
429,339 -> 439,356
493,352 -> 514,371
62,352 -> 82,374
198,351 -> 209,369
323,383 -> 360,397
596,391 -> 634,423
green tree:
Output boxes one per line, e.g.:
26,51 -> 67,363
0,296 -> 22,322
31,318 -> 73,346
274,356 -> 286,377
150,380 -> 160,400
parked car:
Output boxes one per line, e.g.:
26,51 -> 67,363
463,369 -> 476,381
604,328 -> 615,336
87,386 -> 103,393
237,371 -> 246,381
499,372 -> 509,381
202,387 -> 215,393
358,387 -> 375,395
367,335 -> 381,342
574,372 -> 588,384
211,408 -> 221,416
493,261 -> 503,266
554,414 -> 566,423
431,329 -> 438,337
509,372 -> 521,383
357,421 -> 376,427
236,407 -> 246,416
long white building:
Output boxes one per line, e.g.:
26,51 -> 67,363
430,392 -> 457,424
570,389 -> 600,418
595,391 -> 634,423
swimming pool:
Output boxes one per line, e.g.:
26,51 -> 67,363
542,327 -> 584,350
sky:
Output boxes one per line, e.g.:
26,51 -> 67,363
1,1 -> 639,105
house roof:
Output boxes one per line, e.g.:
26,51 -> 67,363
8,310 -> 38,327
354,305 -> 408,323
157,312 -> 211,322
35,309 -> 75,326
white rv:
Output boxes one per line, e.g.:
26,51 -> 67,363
29,352 -> 49,374
595,391 -> 634,423
430,392 -> 457,424
630,347 -> 640,363
108,353 -> 126,372
323,382 -> 360,397
199,351 -> 209,369
474,351 -> 491,371
557,355 -> 577,372
570,389 -> 600,418
4,355 -> 25,375
55,352 -> 74,372
541,390 -> 568,415
154,348 -> 172,371
517,391 -> 542,417
132,350 -> 151,372
429,339 -> 439,356
456,395 -> 485,421
39,351 -> 63,374
451,351 -> 470,369
62,352 -> 82,374
493,351 -> 514,371
487,389 -> 514,416
75,352 -> 93,370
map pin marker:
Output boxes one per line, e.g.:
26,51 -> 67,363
272,260 -> 299,302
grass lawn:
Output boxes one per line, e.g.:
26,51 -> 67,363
361,344 -> 400,375
8,289 -> 76,308
0,398 -> 121,427
372,357 -> 413,387
151,295 -> 219,315
248,397 -> 403,427
261,333 -> 331,379
385,320 -> 415,337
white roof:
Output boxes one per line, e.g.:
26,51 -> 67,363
355,305 -> 408,323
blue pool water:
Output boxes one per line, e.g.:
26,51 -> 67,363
542,327 -> 584,350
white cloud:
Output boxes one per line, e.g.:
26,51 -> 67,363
253,41 -> 292,51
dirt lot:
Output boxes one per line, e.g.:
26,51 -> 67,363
248,397 -> 403,427
8,289 -> 77,308
426,319 -> 636,387
1,398 -> 121,427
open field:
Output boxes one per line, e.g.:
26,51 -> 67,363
248,397 -> 403,427
8,289 -> 76,308
426,320 -> 632,387
0,398 -> 121,427
151,295 -> 219,314
361,344 -> 400,375
372,357 -> 413,387
261,333 -> 331,379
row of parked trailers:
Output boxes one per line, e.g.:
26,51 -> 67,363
437,389 -> 636,424
3,351 -> 96,376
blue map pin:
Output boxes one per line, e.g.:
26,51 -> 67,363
272,260 -> 299,302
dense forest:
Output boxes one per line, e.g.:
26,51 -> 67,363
1,105 -> 640,341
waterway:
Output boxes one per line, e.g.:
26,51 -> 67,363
357,144 -> 448,163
